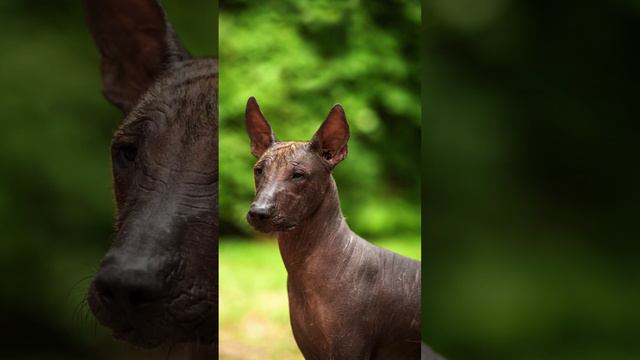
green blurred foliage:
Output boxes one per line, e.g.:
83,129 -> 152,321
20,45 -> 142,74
0,0 -> 217,357
423,0 -> 640,359
219,0 -> 421,238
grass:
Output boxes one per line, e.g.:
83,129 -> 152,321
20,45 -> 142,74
219,236 -> 421,359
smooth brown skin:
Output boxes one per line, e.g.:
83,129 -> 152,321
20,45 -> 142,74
83,0 -> 217,356
246,97 -> 422,359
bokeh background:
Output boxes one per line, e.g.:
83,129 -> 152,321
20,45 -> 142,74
0,0 -> 217,358
218,0 -> 421,358
423,0 -> 640,359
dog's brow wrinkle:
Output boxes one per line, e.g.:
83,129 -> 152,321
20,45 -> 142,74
120,60 -> 217,141
150,158 -> 172,171
181,178 -> 217,187
137,182 -> 160,193
180,192 -> 216,200
181,168 -> 217,177
262,142 -> 307,164
178,202 -> 210,211
141,166 -> 169,187
118,117 -> 156,134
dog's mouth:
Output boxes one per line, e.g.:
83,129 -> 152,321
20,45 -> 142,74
95,302 -> 215,349
112,325 -> 163,349
275,223 -> 297,232
98,313 -> 166,349
88,281 -> 216,349
247,215 -> 297,233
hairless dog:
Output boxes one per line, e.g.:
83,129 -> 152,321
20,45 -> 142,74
245,97 -> 441,359
83,0 -> 217,356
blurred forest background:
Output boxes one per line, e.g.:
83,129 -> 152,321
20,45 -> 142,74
0,0 -> 217,358
423,0 -> 640,359
218,0 -> 421,358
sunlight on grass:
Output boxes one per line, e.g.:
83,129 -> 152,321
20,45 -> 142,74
219,236 -> 421,359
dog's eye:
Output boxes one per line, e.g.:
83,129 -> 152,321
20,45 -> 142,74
121,146 -> 137,162
254,167 -> 263,176
292,171 -> 305,180
113,144 -> 138,168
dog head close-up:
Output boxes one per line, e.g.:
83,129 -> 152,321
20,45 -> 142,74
83,0 -> 217,349
244,97 -> 349,233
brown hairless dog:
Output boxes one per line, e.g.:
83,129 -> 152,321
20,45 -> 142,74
245,97 -> 441,359
83,0 -> 217,357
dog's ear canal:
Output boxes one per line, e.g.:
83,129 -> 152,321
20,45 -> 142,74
310,104 -> 350,169
84,0 -> 191,114
245,97 -> 276,158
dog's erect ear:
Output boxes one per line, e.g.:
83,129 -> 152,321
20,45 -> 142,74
245,97 -> 276,158
84,0 -> 191,114
310,104 -> 350,169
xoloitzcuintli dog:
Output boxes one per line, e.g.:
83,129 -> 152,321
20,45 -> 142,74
245,97 -> 431,359
83,0 -> 217,356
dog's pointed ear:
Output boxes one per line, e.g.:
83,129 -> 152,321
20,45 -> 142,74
245,97 -> 276,158
84,0 -> 191,114
310,104 -> 350,169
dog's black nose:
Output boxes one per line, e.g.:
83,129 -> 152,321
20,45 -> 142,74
94,260 -> 165,310
248,204 -> 274,221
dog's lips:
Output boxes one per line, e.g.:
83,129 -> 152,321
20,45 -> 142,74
272,222 -> 297,232
89,276 -> 215,348
113,326 -> 163,349
248,221 -> 273,233
247,218 -> 297,233
99,313 -> 163,348
112,325 -> 134,340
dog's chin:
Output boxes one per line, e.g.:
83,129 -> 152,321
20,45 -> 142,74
110,320 -> 214,350
112,328 -> 164,349
89,284 -> 216,350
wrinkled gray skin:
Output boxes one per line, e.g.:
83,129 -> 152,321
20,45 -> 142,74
83,0 -> 217,356
245,97 -> 423,359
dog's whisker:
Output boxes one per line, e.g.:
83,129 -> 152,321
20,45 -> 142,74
165,341 -> 176,360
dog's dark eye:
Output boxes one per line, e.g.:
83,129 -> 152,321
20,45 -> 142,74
254,167 -> 263,176
121,146 -> 137,162
113,144 -> 138,168
292,171 -> 305,180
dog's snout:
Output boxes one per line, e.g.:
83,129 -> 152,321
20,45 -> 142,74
94,258 -> 165,311
248,204 -> 274,221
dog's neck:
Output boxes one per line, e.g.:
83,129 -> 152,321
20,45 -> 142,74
277,175 -> 355,276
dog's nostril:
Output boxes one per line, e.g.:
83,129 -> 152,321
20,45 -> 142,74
94,266 -> 164,310
249,205 -> 273,221
100,288 -> 114,302
129,290 -> 151,307
94,277 -> 113,303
